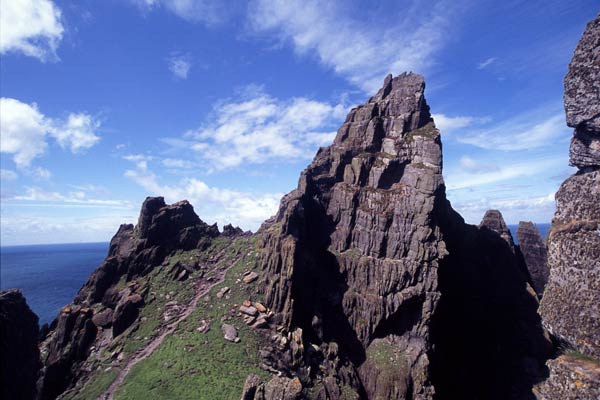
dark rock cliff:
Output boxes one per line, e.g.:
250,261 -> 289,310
255,73 -> 550,399
535,13 -> 600,400
516,221 -> 549,298
0,289 -> 41,400
36,197 -> 220,399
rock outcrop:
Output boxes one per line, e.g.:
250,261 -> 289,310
516,221 -> 549,298
533,13 -> 600,400
259,73 -> 444,399
255,73 -> 550,399
480,209 -> 516,252
538,13 -> 600,360
0,289 -> 41,400
37,197 -> 220,399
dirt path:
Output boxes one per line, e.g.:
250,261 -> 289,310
99,251 -> 233,400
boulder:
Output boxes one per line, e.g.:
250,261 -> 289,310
92,308 -> 114,328
222,323 -> 239,343
112,293 -> 144,337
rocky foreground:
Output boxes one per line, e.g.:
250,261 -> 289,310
1,13 -> 599,400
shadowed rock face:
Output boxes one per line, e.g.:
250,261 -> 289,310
516,221 -> 549,298
260,73 -> 443,399
0,289 -> 41,400
257,73 -> 550,399
538,13 -> 600,360
37,197 -> 220,399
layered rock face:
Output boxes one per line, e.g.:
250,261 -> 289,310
260,73 -> 444,399
0,290 -> 41,400
257,73 -> 550,399
516,222 -> 549,298
538,14 -> 600,360
37,197 -> 220,399
535,14 -> 600,400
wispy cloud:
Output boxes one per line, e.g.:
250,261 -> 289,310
458,156 -> 499,174
457,109 -> 567,151
446,156 -> 563,191
0,169 -> 18,181
433,114 -> 476,134
477,57 -> 496,70
124,165 -> 282,230
165,87 -> 347,170
0,98 -> 101,168
248,0 -> 459,92
452,192 -> 556,225
132,0 -> 238,26
11,186 -> 132,208
167,53 -> 192,79
0,0 -> 64,61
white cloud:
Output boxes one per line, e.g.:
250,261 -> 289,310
452,193 -> 556,225
0,213 -> 137,246
124,166 -> 282,231
12,186 -> 132,207
162,158 -> 195,168
0,98 -> 101,168
167,54 -> 192,79
457,112 -> 567,151
176,88 -> 347,170
0,0 -> 64,61
458,156 -> 499,174
0,169 -> 18,181
248,0 -> 457,92
477,57 -> 496,70
123,154 -> 153,171
50,113 -> 101,152
33,167 -> 52,180
0,98 -> 48,167
133,0 -> 235,26
432,113 -> 476,134
446,156 -> 563,191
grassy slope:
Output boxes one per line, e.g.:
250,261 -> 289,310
114,235 -> 269,399
63,235 -> 268,400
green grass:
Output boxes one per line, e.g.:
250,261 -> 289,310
62,367 -> 120,400
114,236 -> 269,400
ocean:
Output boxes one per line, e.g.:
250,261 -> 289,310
0,242 -> 108,325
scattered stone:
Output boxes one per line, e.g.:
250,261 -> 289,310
251,317 -> 269,330
216,287 -> 230,299
243,271 -> 259,284
242,299 -> 252,307
254,302 -> 267,313
239,305 -> 258,316
221,323 -> 239,343
197,319 -> 210,333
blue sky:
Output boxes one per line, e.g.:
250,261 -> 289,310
0,0 -> 597,245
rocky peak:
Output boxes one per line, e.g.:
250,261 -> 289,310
479,209 -> 516,251
516,221 -> 549,298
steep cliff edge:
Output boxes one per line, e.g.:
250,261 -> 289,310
0,289 -> 41,400
535,13 -> 600,400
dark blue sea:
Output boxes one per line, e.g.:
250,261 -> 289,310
0,242 -> 108,325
